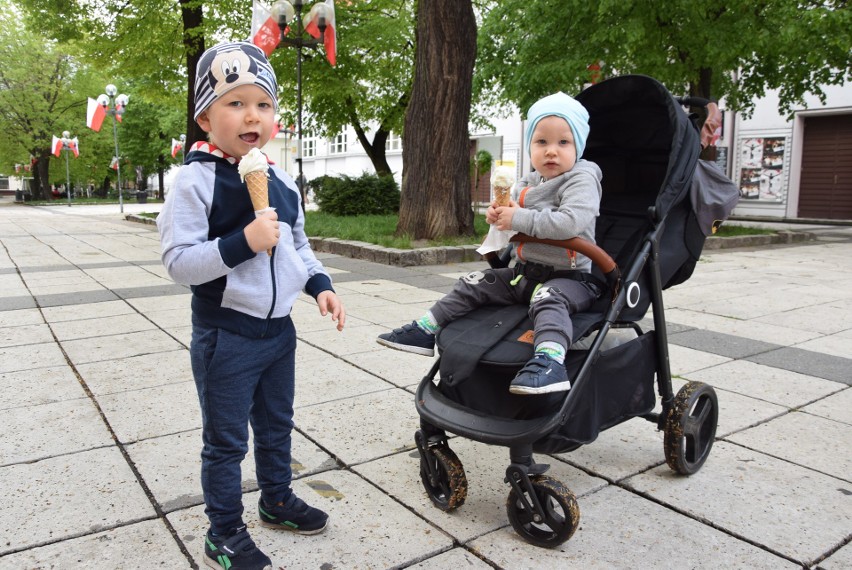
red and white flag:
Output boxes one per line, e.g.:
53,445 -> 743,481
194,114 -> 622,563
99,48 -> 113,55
87,97 -> 106,131
69,137 -> 79,157
110,156 -> 119,170
52,135 -> 63,157
251,0 -> 285,56
171,138 -> 183,158
304,0 -> 336,66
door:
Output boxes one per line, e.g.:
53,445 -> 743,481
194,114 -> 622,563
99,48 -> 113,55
798,114 -> 852,219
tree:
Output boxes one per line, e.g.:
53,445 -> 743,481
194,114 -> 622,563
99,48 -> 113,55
476,0 -> 852,117
398,0 -> 477,239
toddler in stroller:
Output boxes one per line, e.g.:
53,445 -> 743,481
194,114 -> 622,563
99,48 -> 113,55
399,75 -> 735,549
378,91 -> 607,396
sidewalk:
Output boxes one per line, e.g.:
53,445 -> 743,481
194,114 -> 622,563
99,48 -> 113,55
0,199 -> 850,569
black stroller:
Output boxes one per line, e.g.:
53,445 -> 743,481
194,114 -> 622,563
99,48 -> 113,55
414,75 -> 735,548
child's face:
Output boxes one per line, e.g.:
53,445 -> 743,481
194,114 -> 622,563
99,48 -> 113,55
196,84 -> 276,158
529,115 -> 577,180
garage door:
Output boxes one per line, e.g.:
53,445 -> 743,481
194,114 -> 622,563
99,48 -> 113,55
798,113 -> 852,219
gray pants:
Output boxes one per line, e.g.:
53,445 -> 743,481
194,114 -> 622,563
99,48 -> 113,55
430,267 -> 598,349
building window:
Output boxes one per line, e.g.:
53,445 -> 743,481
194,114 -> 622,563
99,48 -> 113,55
301,135 -> 315,158
385,132 -> 402,152
329,133 -> 348,155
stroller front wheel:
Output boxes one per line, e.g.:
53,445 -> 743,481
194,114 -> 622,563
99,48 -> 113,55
416,433 -> 467,511
506,475 -> 580,548
664,381 -> 719,474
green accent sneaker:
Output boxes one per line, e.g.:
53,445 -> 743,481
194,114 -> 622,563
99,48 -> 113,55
203,526 -> 272,570
258,494 -> 329,535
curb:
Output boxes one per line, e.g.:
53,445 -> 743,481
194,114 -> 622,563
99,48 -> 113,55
126,214 -> 817,267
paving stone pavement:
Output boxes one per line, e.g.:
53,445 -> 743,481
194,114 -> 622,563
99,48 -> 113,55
0,198 -> 850,569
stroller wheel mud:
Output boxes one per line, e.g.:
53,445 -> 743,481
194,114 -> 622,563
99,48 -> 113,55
506,476 -> 579,548
664,381 -> 718,475
418,440 -> 467,511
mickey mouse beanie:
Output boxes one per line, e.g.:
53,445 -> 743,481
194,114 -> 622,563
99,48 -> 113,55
193,41 -> 279,120
524,92 -> 590,159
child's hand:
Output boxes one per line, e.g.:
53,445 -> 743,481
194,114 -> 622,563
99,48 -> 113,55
493,199 -> 519,231
244,210 -> 279,253
485,203 -> 499,225
317,291 -> 346,331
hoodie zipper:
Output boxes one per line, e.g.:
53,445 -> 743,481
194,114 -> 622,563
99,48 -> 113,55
261,248 -> 276,337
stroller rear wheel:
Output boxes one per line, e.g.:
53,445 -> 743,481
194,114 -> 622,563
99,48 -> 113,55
416,431 -> 467,511
506,475 -> 579,548
664,381 -> 718,474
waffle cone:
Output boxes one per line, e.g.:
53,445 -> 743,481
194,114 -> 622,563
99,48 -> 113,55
245,171 -> 269,211
244,171 -> 272,256
494,185 -> 511,207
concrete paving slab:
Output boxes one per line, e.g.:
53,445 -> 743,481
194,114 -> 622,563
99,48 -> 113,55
800,387 -> 852,425
725,411 -> 852,482
0,519 -> 188,569
0,322 -> 55,347
142,307 -> 192,330
35,289 -> 120,307
126,429 -> 335,513
0,397 -> 114,466
0,366 -> 87,410
168,472 -> 453,569
0,341 -> 67,373
710,387 -> 789,437
0,446 -> 155,556
296,387 -> 419,466
298,322 -> 390,358
623,441 -> 852,566
342,350 -> 436,388
819,542 -> 852,570
469,485 -> 798,569
668,343 -> 731,376
60,329 -> 184,365
746,347 -> 852,385
354,438 -> 607,545
683,359 -> 844,408
75,349 -> 192,395
0,307 -> 43,327
98,380 -> 200,443
665,307 -> 824,346
295,357 -> 395,407
794,332 -> 852,360
40,299 -> 136,322
125,293 -> 190,313
406,547 -> 493,569
755,303 -> 852,335
48,312 -> 157,341
669,328 -> 783,359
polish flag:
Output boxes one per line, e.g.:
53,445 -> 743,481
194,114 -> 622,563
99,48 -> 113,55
110,156 -> 119,170
251,0 -> 284,56
304,0 -> 336,66
171,138 -> 183,158
87,97 -> 106,132
52,135 -> 63,157
69,138 -> 79,157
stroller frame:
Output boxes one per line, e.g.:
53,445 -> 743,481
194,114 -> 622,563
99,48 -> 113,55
413,75 -> 721,548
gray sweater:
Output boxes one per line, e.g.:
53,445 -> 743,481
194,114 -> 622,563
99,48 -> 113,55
510,159 -> 602,273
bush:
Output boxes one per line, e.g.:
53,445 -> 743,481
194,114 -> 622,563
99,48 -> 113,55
311,172 -> 400,216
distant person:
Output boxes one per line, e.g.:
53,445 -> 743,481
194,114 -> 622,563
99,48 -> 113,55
158,41 -> 345,570
377,92 -> 602,395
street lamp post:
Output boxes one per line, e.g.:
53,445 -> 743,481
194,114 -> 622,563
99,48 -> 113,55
59,131 -> 75,207
97,84 -> 129,212
272,0 -> 328,206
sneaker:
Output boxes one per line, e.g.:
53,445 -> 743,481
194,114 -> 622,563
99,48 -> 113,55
376,322 -> 435,357
258,494 -> 329,535
203,526 -> 272,570
508,354 -> 571,395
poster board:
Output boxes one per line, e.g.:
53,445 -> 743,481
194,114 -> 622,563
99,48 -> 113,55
737,136 -> 787,202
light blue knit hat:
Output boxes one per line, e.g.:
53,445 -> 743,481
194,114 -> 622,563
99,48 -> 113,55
524,92 -> 590,159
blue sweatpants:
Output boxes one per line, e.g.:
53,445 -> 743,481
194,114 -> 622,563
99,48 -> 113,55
190,314 -> 297,535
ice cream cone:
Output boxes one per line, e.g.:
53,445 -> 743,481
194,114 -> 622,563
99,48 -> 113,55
493,185 -> 511,207
245,171 -> 272,256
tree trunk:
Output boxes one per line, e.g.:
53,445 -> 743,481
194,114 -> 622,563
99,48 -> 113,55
398,0 -> 477,239
33,152 -> 50,200
181,0 -> 206,147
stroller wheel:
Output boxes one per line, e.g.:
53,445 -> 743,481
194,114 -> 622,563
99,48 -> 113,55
418,441 -> 467,511
506,476 -> 579,548
664,381 -> 719,475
